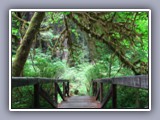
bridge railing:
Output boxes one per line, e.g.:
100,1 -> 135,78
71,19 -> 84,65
92,75 -> 149,108
11,77 -> 69,108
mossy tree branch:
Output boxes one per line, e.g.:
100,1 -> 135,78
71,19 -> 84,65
12,12 -> 45,76
69,13 -> 138,74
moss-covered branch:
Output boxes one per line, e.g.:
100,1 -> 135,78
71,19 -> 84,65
69,13 -> 138,74
12,12 -> 45,76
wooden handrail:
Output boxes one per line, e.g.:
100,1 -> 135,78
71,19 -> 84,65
12,77 -> 69,88
92,75 -> 149,108
93,75 -> 148,89
11,77 -> 69,108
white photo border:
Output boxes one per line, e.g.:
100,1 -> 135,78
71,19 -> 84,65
9,9 -> 151,111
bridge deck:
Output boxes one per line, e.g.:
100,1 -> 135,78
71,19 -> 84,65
58,96 -> 101,108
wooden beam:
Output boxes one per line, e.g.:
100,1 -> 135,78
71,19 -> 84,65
63,82 -> 66,97
39,87 -> 57,108
54,82 -> 58,105
93,75 -> 148,89
112,75 -> 148,89
101,86 -> 113,108
93,78 -> 112,83
56,83 -> 66,101
100,83 -> 103,103
112,84 -> 117,108
12,77 -> 39,88
34,83 -> 40,108
92,82 -> 94,95
93,82 -> 97,96
67,82 -> 70,97
12,77 -> 69,88
96,88 -> 100,100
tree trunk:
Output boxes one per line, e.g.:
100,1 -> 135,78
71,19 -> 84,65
87,37 -> 97,64
86,23 -> 97,64
12,12 -> 45,76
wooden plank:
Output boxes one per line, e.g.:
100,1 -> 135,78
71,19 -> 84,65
93,78 -> 112,83
66,96 -> 96,102
12,78 -> 39,88
52,79 -> 69,82
93,75 -> 148,89
113,75 -> 148,89
58,96 -> 101,108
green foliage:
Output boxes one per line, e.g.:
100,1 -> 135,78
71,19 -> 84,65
12,15 -> 21,39
62,12 -> 71,15
12,27 -> 19,36
12,11 -> 149,109
12,85 -> 54,109
12,86 -> 34,108
23,49 -> 66,78
60,62 -> 108,96
117,87 -> 148,108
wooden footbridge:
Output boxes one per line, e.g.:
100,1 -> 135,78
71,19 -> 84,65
11,75 -> 148,109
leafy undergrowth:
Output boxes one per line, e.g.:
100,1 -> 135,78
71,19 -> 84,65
60,63 -> 98,96
22,50 -> 106,96
23,49 -> 66,78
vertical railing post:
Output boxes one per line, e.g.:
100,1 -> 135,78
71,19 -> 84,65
63,82 -> 66,97
34,83 -> 40,108
92,82 -> 95,96
112,84 -> 117,108
100,82 -> 103,103
67,81 -> 69,97
96,83 -> 100,100
54,82 -> 58,106
94,82 -> 97,96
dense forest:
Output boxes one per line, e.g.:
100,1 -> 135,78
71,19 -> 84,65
11,11 -> 149,109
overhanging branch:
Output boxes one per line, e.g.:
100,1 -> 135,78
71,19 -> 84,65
69,13 -> 138,74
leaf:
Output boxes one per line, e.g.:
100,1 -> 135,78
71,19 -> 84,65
63,12 -> 70,15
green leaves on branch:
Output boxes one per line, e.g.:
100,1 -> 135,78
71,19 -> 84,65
62,12 -> 71,15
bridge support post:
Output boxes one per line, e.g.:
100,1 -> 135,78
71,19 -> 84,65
112,84 -> 117,108
93,82 -> 97,96
63,82 -> 66,97
54,82 -> 58,106
67,81 -> 69,97
100,83 -> 103,103
34,83 -> 40,108
92,82 -> 95,96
